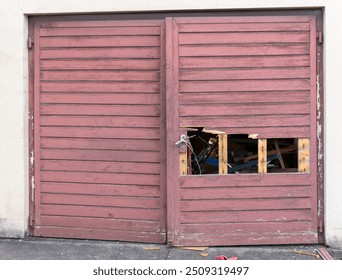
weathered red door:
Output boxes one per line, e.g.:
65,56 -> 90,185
166,16 -> 320,246
31,19 -> 166,243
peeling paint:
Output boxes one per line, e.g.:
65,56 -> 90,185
202,128 -> 226,135
31,175 -> 35,201
316,74 -> 323,161
248,134 -> 259,139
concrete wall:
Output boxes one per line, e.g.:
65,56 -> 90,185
0,0 -> 342,248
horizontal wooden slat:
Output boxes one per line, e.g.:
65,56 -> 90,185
40,216 -> 161,232
180,55 -> 309,69
41,59 -> 160,70
180,174 -> 311,188
40,127 -> 160,139
40,36 -> 160,48
179,91 -> 310,104
180,115 -> 310,128
180,221 -> 313,234
40,26 -> 161,37
179,32 -> 310,44
179,44 -> 309,57
41,47 -> 160,59
41,160 -> 160,174
180,68 -> 310,81
180,197 -> 311,212
40,204 -> 161,221
179,79 -> 310,93
181,186 -> 310,200
40,138 -> 160,150
40,20 -> 163,28
41,182 -> 160,197
206,126 -> 310,138
181,209 -> 311,224
41,171 -> 160,186
41,93 -> 160,105
41,149 -> 160,163
174,232 -> 317,246
41,116 -> 160,128
34,226 -> 165,243
40,104 -> 160,116
179,103 -> 310,117
41,70 -> 160,82
40,81 -> 159,93
41,193 -> 160,209
179,22 -> 310,33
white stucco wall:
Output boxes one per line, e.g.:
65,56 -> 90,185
0,0 -> 341,248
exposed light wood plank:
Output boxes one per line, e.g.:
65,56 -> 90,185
298,138 -> 310,173
179,151 -> 188,176
258,139 -> 267,174
218,134 -> 228,174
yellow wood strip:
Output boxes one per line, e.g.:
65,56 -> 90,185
298,138 -> 310,173
179,151 -> 188,176
218,134 -> 228,174
258,139 -> 267,174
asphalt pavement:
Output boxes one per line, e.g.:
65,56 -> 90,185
0,237 -> 342,260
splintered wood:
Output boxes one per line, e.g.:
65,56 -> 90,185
298,138 -> 310,173
258,139 -> 267,173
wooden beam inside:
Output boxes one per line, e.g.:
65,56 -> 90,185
258,139 -> 267,174
298,138 -> 310,173
179,151 -> 188,176
218,134 -> 228,174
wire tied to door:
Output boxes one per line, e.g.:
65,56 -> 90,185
175,134 -> 201,174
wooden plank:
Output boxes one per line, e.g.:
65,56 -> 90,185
179,151 -> 187,176
41,70 -> 160,82
40,47 -> 160,59
179,91 -> 310,104
39,20 -> 164,28
178,22 -> 310,33
40,149 -> 160,163
41,160 -> 160,175
41,182 -> 160,197
40,36 -> 160,48
180,55 -> 310,69
298,138 -> 310,173
180,197 -> 311,212
174,232 -> 317,247
181,209 -> 311,224
40,204 -> 161,221
179,79 -> 310,93
40,127 -> 160,139
40,104 -> 160,116
179,44 -> 309,57
180,115 -> 310,128
180,221 -> 313,235
179,173 -> 311,188
179,32 -> 310,44
41,171 -> 160,186
40,116 -> 161,128
40,138 -> 160,151
34,226 -> 165,244
40,216 -> 161,232
41,93 -> 160,105
179,103 -> 310,117
41,81 -> 159,93
41,193 -> 160,209
180,68 -> 310,81
180,186 -> 311,200
258,139 -> 267,174
40,26 -> 161,36
218,134 -> 228,174
274,139 -> 286,169
41,59 -> 160,71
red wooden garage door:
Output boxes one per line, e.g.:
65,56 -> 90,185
166,16 -> 320,246
31,20 -> 166,243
